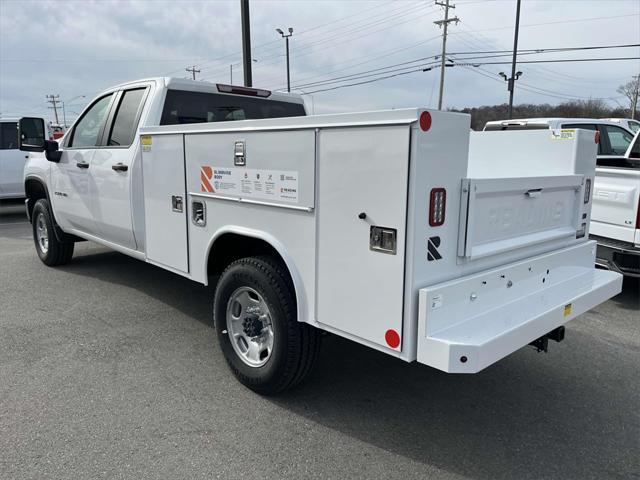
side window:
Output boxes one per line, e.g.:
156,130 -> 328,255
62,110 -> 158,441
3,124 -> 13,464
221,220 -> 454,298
0,122 -> 18,150
69,94 -> 114,148
602,125 -> 634,155
107,88 -> 146,147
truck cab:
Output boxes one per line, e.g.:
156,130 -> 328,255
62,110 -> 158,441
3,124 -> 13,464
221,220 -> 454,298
22,78 -> 306,254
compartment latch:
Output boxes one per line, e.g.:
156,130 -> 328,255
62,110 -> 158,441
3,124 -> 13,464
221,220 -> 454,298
370,226 -> 397,255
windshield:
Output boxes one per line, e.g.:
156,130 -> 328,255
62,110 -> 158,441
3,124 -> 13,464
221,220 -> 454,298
160,90 -> 305,125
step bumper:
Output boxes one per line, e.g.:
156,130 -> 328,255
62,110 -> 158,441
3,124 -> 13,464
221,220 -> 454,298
416,242 -> 623,373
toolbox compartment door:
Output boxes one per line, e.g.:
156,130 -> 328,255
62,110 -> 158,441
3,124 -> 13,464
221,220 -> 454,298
141,134 -> 189,273
458,175 -> 584,261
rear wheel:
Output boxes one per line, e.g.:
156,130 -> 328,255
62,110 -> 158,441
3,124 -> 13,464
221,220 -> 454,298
32,199 -> 74,266
214,256 -> 320,394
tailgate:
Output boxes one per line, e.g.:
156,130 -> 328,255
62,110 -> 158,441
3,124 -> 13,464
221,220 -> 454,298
591,168 -> 640,243
458,175 -> 585,260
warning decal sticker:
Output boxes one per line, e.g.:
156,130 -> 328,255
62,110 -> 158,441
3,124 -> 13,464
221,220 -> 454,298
201,166 -> 299,203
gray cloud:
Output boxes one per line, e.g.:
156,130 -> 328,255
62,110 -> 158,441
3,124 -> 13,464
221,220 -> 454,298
1,0 -> 639,121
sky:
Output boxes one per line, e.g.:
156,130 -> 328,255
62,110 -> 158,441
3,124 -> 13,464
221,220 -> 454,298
1,0 -> 639,123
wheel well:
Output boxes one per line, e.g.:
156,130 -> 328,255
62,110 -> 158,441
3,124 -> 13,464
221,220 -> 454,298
25,178 -> 48,220
208,233 -> 285,278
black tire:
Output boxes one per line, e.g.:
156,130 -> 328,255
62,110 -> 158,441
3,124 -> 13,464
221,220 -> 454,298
214,255 -> 321,395
32,199 -> 74,266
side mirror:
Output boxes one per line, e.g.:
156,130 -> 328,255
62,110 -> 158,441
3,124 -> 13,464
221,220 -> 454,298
18,117 -> 62,162
18,117 -> 46,152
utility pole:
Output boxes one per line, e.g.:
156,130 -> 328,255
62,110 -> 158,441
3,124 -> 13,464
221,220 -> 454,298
276,28 -> 294,92
45,94 -> 61,124
186,66 -> 200,80
434,0 -> 459,110
240,0 -> 253,87
506,0 -> 522,119
632,74 -> 639,119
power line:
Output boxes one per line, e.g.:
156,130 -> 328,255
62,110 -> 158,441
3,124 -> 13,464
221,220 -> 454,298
302,56 -> 640,95
291,44 -> 639,91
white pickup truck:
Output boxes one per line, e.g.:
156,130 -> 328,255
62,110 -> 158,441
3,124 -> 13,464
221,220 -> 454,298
484,117 -> 639,277
591,131 -> 640,276
18,77 -> 622,394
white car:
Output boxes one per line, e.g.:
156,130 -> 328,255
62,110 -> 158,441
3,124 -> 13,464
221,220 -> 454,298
601,117 -> 640,134
0,118 -> 28,199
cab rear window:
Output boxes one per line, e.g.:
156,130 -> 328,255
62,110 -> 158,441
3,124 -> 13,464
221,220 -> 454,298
160,90 -> 305,125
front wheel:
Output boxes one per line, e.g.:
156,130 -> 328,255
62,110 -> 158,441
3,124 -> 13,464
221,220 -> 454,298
214,256 -> 320,394
32,199 -> 74,266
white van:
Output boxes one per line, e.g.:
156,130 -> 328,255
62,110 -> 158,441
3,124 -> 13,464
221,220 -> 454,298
0,118 -> 28,199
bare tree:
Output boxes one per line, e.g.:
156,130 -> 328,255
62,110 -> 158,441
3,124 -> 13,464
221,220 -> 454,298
616,75 -> 640,119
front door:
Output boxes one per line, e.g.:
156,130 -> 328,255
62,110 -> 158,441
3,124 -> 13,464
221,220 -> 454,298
52,93 -> 115,234
90,87 -> 148,250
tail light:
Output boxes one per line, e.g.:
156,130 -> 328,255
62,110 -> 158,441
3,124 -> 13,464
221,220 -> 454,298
584,178 -> 592,204
429,188 -> 446,226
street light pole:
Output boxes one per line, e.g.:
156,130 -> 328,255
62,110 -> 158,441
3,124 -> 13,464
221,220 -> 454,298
507,0 -> 522,119
276,27 -> 293,92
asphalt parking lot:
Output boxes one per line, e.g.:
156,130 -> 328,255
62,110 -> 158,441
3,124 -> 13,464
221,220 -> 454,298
0,200 -> 638,480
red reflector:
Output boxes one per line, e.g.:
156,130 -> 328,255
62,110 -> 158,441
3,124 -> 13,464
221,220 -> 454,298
594,131 -> 600,144
419,111 -> 432,132
385,329 -> 400,349
216,83 -> 271,97
429,188 -> 446,226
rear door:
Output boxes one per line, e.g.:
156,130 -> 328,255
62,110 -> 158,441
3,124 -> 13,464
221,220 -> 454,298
91,86 -> 149,250
0,121 -> 26,198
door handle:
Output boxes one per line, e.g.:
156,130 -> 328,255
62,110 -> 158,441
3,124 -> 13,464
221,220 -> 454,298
525,188 -> 542,198
76,161 -> 90,169
112,163 -> 128,172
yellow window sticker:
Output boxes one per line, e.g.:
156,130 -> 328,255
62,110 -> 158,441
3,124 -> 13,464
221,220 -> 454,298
551,129 -> 576,140
141,135 -> 152,146
563,303 -> 572,317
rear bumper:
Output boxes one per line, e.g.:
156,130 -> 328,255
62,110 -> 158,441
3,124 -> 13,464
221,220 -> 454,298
416,242 -> 623,373
591,235 -> 640,278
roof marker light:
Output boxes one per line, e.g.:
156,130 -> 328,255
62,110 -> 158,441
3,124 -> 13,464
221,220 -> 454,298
216,84 -> 271,98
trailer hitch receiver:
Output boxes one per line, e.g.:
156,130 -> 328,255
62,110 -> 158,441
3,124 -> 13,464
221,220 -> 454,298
529,326 -> 565,353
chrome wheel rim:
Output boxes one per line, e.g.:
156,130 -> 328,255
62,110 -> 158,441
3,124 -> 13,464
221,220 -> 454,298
36,213 -> 49,254
226,286 -> 274,367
